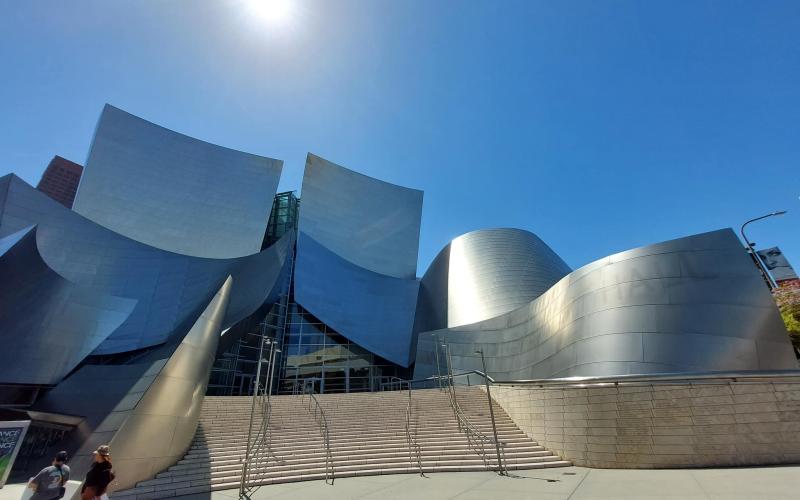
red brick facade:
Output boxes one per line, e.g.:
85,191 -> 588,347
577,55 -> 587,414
36,155 -> 83,208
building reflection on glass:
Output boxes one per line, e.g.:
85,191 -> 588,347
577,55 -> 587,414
278,303 -> 401,394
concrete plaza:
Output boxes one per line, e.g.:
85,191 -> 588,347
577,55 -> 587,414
167,465 -> 800,500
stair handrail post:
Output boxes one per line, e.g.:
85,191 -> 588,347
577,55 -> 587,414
302,382 -> 334,485
398,378 -> 424,476
257,339 -> 280,475
433,334 -> 443,390
442,342 -> 462,430
240,330 -> 267,498
475,348 -> 505,476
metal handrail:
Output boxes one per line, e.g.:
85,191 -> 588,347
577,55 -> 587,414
441,369 -> 507,474
302,382 -> 334,485
399,368 -> 800,390
383,376 -> 424,476
438,345 -> 506,475
481,369 -> 800,387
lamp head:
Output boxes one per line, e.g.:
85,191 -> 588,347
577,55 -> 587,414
773,210 -> 788,216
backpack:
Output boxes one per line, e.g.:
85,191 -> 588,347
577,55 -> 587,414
56,465 -> 66,499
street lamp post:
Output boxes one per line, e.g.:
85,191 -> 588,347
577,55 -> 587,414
475,348 -> 505,476
740,211 -> 787,290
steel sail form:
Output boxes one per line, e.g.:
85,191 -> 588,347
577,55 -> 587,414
414,228 -> 798,380
73,105 -> 283,259
293,153 -> 423,367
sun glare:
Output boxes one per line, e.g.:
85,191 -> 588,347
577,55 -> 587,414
246,0 -> 293,25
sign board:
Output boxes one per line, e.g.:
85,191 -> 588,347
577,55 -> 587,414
0,420 -> 30,488
757,246 -> 799,282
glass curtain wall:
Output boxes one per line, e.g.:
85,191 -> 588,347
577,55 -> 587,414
208,189 -> 406,396
262,191 -> 299,249
277,302 -> 403,394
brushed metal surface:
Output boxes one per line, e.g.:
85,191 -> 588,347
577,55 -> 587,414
294,231 -> 419,367
0,174 -> 292,354
73,104 -> 282,259
298,153 -> 423,279
106,276 -> 232,491
418,228 -> 570,329
0,226 -> 136,385
35,278 -> 233,490
414,229 -> 798,380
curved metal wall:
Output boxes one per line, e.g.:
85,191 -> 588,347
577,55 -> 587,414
35,277 -> 233,491
0,174 -> 293,355
73,104 -> 282,259
417,228 -> 570,330
0,226 -> 136,385
414,229 -> 798,379
105,276 -> 233,491
298,153 -> 423,279
294,232 -> 419,367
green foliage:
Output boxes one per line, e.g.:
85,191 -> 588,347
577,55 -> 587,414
773,285 -> 800,350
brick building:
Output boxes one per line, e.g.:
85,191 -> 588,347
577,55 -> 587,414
36,155 -> 83,208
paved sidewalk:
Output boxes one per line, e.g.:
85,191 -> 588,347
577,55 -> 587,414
162,465 -> 800,500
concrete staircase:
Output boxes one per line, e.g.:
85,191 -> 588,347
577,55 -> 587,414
114,386 -> 570,499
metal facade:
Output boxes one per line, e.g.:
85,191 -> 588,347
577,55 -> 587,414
0,174 -> 293,354
1,104 -> 798,488
0,226 -> 136,385
415,229 -> 798,379
418,228 -> 571,329
0,176 -> 290,489
294,232 -> 420,367
293,154 -> 423,367
298,153 -> 423,279
73,105 -> 282,259
35,278 -> 233,491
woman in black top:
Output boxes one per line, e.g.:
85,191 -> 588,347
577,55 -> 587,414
81,445 -> 115,500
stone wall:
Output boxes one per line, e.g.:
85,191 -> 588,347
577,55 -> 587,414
489,378 -> 800,468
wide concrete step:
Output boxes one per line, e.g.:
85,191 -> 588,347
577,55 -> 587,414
154,452 -> 563,484
116,388 -> 570,499
186,436 -> 538,459
115,461 -> 573,499
163,448 -> 555,476
192,425 -> 530,443
146,455 -> 566,488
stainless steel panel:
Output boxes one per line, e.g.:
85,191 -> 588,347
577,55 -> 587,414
642,332 -> 758,371
415,229 -> 797,380
73,105 -> 282,258
417,228 -> 570,330
0,225 -> 136,385
298,153 -> 423,279
0,174 -> 292,354
38,277 -> 233,490
294,231 -> 419,367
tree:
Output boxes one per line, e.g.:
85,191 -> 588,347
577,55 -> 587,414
773,283 -> 800,351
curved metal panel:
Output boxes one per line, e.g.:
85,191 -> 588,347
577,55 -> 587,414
0,174 -> 292,354
298,153 -> 423,279
414,229 -> 798,380
105,276 -> 233,490
294,231 -> 419,367
0,226 -> 137,385
73,104 -> 282,259
417,228 -> 570,329
34,277 -> 233,490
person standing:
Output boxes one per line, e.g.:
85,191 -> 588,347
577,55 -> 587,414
80,445 -> 115,500
28,451 -> 70,500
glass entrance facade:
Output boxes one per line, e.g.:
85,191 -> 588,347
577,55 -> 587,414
277,302 -> 404,394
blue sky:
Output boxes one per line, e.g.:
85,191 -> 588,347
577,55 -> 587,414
1,0 -> 798,274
